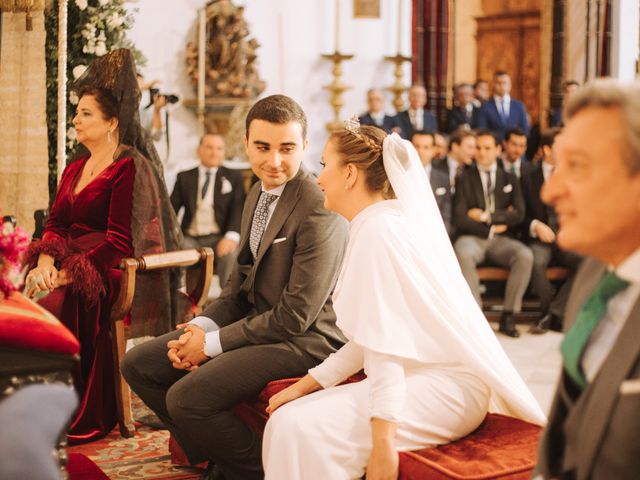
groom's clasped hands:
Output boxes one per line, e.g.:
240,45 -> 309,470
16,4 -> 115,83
166,324 -> 209,371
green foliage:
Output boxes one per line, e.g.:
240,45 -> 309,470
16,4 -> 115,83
44,0 -> 145,205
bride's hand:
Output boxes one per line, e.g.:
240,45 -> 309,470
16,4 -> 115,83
266,374 -> 322,416
54,269 -> 72,287
266,383 -> 306,415
366,442 -> 399,480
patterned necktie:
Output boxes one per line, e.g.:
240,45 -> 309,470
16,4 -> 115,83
500,98 -> 508,123
483,170 -> 494,213
201,170 -> 211,199
561,271 -> 630,389
249,191 -> 278,259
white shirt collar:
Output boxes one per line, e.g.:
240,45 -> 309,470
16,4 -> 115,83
261,182 -> 286,197
542,161 -> 554,180
480,162 -> 498,174
616,248 -> 640,284
198,165 -> 218,176
494,94 -> 511,103
446,156 -> 459,171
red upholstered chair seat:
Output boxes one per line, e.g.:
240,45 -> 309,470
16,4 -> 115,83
0,292 -> 79,356
170,376 -> 542,479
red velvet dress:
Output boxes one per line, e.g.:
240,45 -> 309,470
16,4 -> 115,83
29,157 -> 135,444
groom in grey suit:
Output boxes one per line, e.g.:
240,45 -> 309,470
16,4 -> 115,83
122,95 -> 348,480
534,80 -> 640,480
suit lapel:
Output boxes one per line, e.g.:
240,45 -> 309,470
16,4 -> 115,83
213,167 -> 224,223
186,168 -> 199,217
471,168 -> 486,209
573,296 -> 640,478
254,171 -> 304,264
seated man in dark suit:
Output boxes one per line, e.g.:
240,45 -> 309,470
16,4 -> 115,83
446,83 -> 479,133
548,80 -> 579,128
412,131 -> 452,235
523,128 -> 582,334
359,88 -> 397,132
433,128 -> 476,192
170,133 -> 246,287
453,129 -> 533,338
395,84 -> 438,139
477,71 -> 529,141
498,128 -> 533,184
123,95 -> 349,480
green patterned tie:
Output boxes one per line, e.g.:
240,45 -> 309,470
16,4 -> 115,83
561,271 -> 630,389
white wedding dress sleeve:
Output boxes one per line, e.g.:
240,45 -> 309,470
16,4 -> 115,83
308,340 -> 363,388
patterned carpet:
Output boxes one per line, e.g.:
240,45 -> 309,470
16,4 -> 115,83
67,395 -> 202,479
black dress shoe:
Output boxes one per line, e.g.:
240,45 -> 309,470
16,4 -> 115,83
529,313 -> 552,334
498,313 -> 520,338
200,464 -> 226,480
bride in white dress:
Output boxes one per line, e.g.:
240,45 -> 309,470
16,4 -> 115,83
262,124 -> 546,480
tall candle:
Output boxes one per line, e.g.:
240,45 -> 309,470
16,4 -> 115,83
397,0 -> 402,55
198,8 -> 206,115
335,0 -> 340,52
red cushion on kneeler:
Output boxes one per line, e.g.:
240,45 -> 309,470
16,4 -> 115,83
398,414 -> 541,480
0,292 -> 79,355
67,453 -> 110,480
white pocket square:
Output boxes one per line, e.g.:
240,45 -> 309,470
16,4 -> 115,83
503,184 -> 513,193
220,177 -> 233,195
435,187 -> 448,196
272,237 -> 287,244
619,379 -> 640,395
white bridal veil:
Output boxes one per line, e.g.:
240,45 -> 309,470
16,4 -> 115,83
334,133 -> 546,425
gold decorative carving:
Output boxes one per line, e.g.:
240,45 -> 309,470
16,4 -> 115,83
322,52 -> 354,133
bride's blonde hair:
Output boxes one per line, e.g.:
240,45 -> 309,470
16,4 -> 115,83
330,125 -> 394,198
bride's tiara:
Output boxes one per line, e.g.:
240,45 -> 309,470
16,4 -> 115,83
344,115 -> 361,134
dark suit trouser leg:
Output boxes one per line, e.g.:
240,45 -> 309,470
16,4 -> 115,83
529,241 -> 553,314
122,331 -> 318,480
548,249 -> 583,319
121,329 -> 206,461
486,236 -> 533,313
454,236 -> 488,307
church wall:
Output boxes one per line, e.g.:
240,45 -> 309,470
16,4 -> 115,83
127,0 -> 413,182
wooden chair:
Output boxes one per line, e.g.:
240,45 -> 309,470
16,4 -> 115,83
477,266 -> 571,282
110,247 -> 214,437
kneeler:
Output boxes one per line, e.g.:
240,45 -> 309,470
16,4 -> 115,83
170,375 -> 541,480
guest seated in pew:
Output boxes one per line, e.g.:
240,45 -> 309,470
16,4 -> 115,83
122,95 -> 348,480
535,79 -> 640,480
170,133 -> 245,287
23,49 -> 181,444
453,129 -> 533,337
433,127 -> 476,192
395,84 -> 438,140
524,128 -> 582,334
263,123 -> 545,480
359,88 -> 398,132
411,131 -> 452,235
499,127 -> 533,183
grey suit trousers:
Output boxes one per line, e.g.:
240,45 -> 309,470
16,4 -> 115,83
454,235 -> 533,312
121,329 -> 318,480
182,233 -> 237,288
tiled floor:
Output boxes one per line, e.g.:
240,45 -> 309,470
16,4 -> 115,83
492,321 -> 563,415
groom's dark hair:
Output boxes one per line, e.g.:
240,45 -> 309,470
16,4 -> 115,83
245,95 -> 307,140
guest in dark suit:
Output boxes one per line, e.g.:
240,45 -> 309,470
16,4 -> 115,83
477,71 -> 529,141
395,84 -> 438,140
170,134 -> 245,287
446,83 -> 479,133
359,88 -> 397,132
548,80 -> 580,128
433,128 -> 476,192
534,80 -> 640,480
433,132 -> 449,164
122,95 -> 348,480
523,128 -> 582,334
473,79 -> 490,107
412,131 -> 452,235
498,128 -> 533,184
453,129 -> 533,337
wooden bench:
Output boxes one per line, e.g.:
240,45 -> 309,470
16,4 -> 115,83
477,266 -> 572,282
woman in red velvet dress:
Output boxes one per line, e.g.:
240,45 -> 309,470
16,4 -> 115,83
24,49 -> 181,444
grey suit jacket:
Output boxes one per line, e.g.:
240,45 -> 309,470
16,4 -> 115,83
536,258 -> 640,479
200,169 -> 349,361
